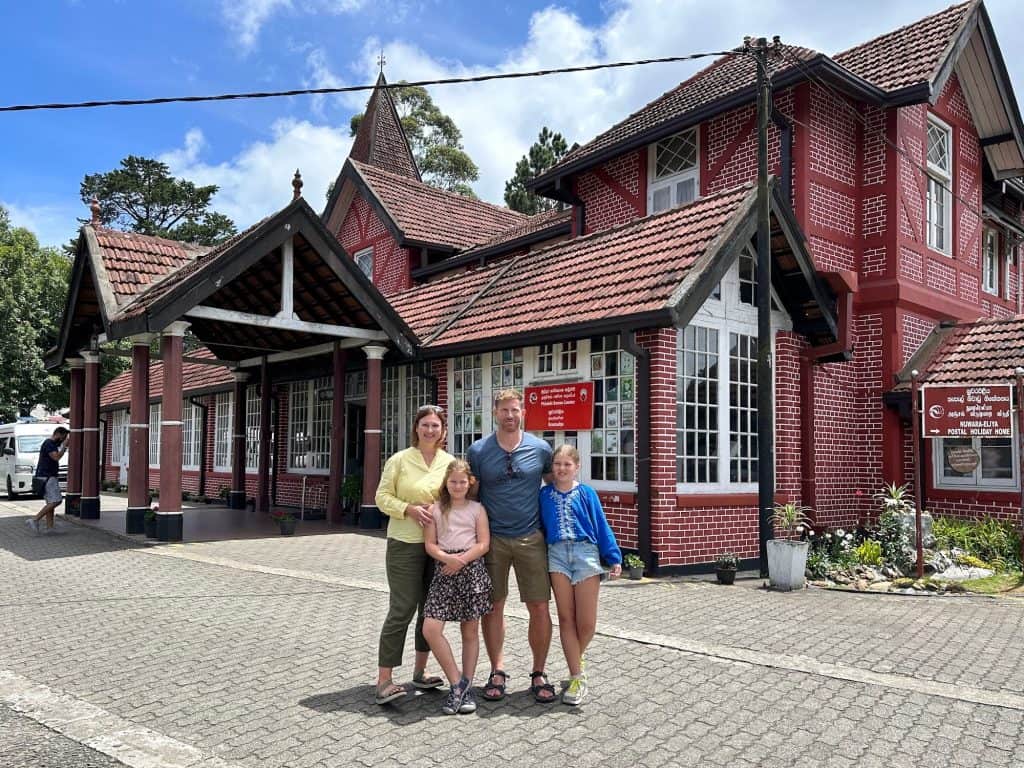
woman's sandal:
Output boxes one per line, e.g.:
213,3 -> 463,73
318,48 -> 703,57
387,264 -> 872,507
482,669 -> 509,701
374,680 -> 407,705
529,671 -> 557,703
412,670 -> 444,690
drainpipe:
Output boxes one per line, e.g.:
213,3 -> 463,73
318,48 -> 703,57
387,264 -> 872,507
771,108 -> 793,207
188,395 -> 209,497
621,330 -> 652,571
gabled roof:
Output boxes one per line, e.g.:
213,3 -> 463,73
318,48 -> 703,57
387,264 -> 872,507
390,180 -> 839,355
896,315 -> 1024,389
100,348 -> 234,409
346,159 -> 528,251
348,73 -> 420,182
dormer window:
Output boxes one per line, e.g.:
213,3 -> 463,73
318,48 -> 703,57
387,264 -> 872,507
354,246 -> 374,281
648,128 -> 699,215
983,228 -> 999,295
925,116 -> 952,255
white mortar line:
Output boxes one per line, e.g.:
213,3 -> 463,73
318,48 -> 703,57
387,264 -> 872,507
142,546 -> 1024,712
0,670 -> 242,768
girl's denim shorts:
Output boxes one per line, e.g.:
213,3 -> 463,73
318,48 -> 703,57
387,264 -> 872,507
547,539 -> 604,585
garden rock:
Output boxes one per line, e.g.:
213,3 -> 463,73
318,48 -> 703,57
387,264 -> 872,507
899,511 -> 934,548
930,564 -> 993,582
927,550 -> 953,574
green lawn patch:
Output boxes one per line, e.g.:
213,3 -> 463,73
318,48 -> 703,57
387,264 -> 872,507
958,572 -> 1024,594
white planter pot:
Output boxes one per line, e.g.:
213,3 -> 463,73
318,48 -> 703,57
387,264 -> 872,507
767,539 -> 810,591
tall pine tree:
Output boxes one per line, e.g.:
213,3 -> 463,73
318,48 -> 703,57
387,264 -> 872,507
504,127 -> 575,215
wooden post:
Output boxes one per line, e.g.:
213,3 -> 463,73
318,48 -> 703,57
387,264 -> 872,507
126,336 -> 154,533
80,349 -> 101,519
327,344 -> 348,524
229,372 -> 248,510
1016,369 -> 1024,564
65,358 -> 85,517
157,322 -> 189,541
910,370 -> 924,578
257,358 -> 272,514
360,345 -> 388,528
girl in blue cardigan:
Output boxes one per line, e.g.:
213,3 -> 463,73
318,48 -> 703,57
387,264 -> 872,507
539,444 -> 622,706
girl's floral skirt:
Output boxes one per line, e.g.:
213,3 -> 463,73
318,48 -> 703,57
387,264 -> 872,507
424,549 -> 492,622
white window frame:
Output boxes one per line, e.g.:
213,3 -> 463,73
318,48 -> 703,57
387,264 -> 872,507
213,392 -> 233,472
533,341 -> 578,379
1006,243 -> 1017,302
676,248 -> 791,494
354,246 -> 373,281
647,127 -> 700,215
245,385 -> 261,473
181,399 -> 202,470
925,115 -> 953,255
933,437 -> 1019,491
109,409 -> 128,466
148,403 -> 161,468
982,227 -> 999,296
287,378 -> 332,474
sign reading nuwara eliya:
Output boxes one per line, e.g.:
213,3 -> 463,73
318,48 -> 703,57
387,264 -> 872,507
921,385 -> 1013,438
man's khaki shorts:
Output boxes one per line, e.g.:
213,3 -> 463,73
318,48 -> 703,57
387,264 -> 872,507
485,530 -> 551,604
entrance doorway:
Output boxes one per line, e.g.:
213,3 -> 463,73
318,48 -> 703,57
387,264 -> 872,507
345,403 -> 366,478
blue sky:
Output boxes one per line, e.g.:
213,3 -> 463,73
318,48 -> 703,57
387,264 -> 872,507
2,0 -> 1022,249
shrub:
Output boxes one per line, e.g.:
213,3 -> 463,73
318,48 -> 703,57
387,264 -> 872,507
806,547 -> 831,579
933,517 -> 1021,573
624,553 -> 644,569
854,539 -> 882,566
954,553 -> 992,570
877,509 -> 911,571
715,552 -> 739,570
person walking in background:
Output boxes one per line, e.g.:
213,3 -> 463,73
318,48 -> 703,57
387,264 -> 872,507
373,405 -> 453,705
468,389 -> 556,703
422,459 -> 491,715
540,444 -> 622,706
27,426 -> 69,535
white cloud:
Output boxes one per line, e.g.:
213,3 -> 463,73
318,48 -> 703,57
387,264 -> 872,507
2,200 -> 80,249
221,0 -> 367,52
158,120 -> 352,227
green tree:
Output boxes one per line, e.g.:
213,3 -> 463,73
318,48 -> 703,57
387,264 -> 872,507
80,156 -> 236,245
351,84 -> 479,196
504,127 -> 575,214
0,207 -> 72,421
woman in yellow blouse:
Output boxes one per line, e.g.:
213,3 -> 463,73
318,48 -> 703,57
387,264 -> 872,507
374,404 -> 455,704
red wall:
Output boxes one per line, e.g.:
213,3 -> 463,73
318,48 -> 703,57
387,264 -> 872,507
337,194 -> 414,296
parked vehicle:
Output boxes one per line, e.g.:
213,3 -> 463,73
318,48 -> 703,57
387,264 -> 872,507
0,422 -> 68,499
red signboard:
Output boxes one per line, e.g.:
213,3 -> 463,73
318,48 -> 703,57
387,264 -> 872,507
524,382 -> 595,431
921,385 -> 1013,438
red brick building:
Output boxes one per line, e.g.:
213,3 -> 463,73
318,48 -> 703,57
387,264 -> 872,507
54,1 -> 1024,570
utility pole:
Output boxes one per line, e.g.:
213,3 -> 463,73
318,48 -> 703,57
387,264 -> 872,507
749,35 -> 775,577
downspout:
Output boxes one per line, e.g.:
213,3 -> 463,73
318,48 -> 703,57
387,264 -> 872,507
771,108 -> 793,207
620,330 -> 652,571
188,395 -> 209,497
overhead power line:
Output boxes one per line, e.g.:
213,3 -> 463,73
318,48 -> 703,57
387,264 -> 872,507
0,51 -> 735,113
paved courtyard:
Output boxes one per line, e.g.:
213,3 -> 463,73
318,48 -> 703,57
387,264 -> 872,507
2,496 -> 1024,767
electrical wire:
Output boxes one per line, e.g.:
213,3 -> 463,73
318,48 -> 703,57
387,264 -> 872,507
0,51 -> 735,113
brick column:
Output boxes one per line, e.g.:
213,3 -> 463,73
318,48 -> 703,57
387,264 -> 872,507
79,350 -> 101,519
65,357 -> 85,516
360,344 -> 387,529
126,335 -> 153,533
157,321 -> 189,541
256,359 -> 272,514
327,344 -> 348,524
229,372 -> 248,510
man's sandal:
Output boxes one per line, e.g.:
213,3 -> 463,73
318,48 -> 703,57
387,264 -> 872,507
412,670 -> 444,690
482,670 -> 509,701
529,671 -> 557,703
374,680 -> 407,705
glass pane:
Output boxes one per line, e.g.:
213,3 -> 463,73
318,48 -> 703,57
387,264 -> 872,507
652,186 -> 672,213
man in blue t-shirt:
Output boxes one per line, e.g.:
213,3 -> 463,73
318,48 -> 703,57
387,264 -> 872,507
468,389 -> 555,703
28,426 -> 69,535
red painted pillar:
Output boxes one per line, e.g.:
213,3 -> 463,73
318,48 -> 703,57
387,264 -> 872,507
229,372 -> 248,510
360,344 -> 387,528
256,358 -> 272,515
126,336 -> 153,534
80,350 -> 101,519
65,358 -> 85,516
158,322 -> 189,541
327,344 -> 348,524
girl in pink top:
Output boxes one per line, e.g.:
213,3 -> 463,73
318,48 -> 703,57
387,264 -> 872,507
423,459 -> 492,715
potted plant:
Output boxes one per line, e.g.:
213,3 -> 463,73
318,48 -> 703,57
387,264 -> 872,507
767,502 -> 813,591
714,552 -> 739,585
624,553 -> 645,580
340,475 -> 362,526
272,510 -> 297,536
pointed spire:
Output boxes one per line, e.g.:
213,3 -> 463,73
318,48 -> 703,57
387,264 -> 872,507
292,169 -> 303,200
347,70 -> 421,181
89,196 -> 101,226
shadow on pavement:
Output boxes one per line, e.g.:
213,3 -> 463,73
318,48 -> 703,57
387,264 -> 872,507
0,514 -> 133,562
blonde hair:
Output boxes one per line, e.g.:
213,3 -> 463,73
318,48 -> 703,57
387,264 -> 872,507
436,459 -> 475,531
410,404 -> 446,448
492,388 -> 523,409
553,444 -> 580,464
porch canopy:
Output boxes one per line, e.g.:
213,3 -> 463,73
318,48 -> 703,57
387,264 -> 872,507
47,194 -> 418,539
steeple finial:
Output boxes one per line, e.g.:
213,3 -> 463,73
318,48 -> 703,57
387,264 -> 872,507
377,50 -> 386,75
89,196 -> 101,226
292,169 -> 303,201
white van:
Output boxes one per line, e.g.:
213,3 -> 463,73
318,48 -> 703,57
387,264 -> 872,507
0,422 -> 69,499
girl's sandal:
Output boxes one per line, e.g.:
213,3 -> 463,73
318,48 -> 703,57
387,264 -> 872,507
374,680 -> 407,705
482,669 -> 509,701
412,670 -> 444,690
529,671 -> 557,703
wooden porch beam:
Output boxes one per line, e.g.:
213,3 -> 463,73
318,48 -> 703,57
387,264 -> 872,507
184,305 -> 389,342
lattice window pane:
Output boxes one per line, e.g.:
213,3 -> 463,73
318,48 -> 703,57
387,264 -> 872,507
590,335 -> 635,482
560,341 -> 578,372
927,121 -> 949,173
213,392 -> 232,470
149,403 -> 161,466
382,367 -> 403,461
537,344 -> 554,374
181,399 -> 201,469
310,377 -> 332,470
452,355 -> 483,458
288,383 -> 310,470
245,385 -> 261,472
676,326 -> 719,483
729,333 -> 758,483
655,130 -> 697,178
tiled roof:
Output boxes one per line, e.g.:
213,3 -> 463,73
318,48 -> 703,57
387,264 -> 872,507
390,183 -> 753,348
833,1 -> 972,92
911,316 -> 1024,386
349,73 -> 421,181
352,160 -> 528,250
92,227 -> 208,305
459,208 -> 572,256
100,348 -> 234,408
545,45 -> 819,179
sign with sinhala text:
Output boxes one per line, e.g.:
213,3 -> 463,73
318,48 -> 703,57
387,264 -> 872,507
921,385 -> 1013,438
524,382 -> 595,431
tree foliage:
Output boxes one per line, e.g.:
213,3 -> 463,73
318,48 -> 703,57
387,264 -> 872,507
504,127 -> 575,215
80,156 -> 236,245
351,85 -> 479,196
0,207 -> 72,421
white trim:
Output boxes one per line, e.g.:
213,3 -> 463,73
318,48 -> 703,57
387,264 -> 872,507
363,344 -> 389,360
932,436 -> 1019,491
236,338 -> 368,368
128,423 -> 148,429
66,357 -> 85,369
982,227 -> 999,295
161,320 -> 191,337
279,238 -> 295,319
354,245 -> 374,281
647,127 -> 700,215
161,420 -> 184,426
925,114 -> 953,256
185,305 -> 388,341
80,351 -> 100,364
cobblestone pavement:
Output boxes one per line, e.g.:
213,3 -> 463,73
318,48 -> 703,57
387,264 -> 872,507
2,499 -> 1024,767
1,703 -> 126,768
